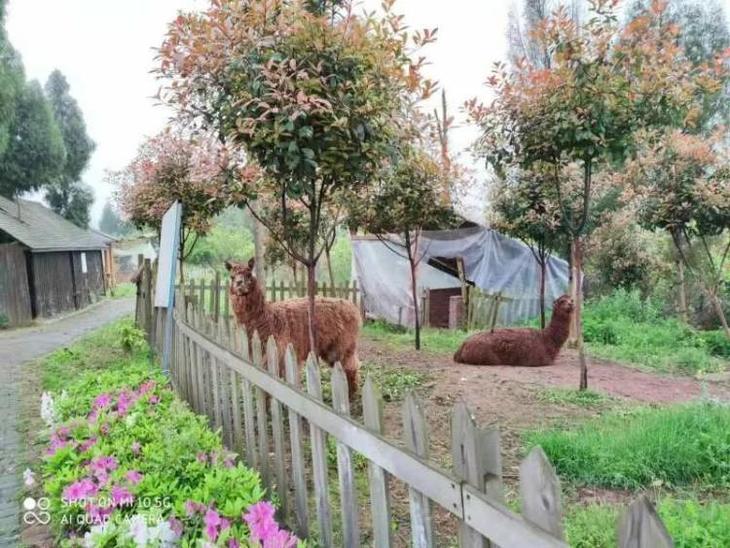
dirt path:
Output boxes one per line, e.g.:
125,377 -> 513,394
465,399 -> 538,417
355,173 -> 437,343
0,298 -> 134,546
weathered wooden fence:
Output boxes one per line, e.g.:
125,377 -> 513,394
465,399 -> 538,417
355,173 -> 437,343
0,242 -> 32,327
135,266 -> 673,548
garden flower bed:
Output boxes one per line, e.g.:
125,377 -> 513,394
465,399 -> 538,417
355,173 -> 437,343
35,325 -> 301,547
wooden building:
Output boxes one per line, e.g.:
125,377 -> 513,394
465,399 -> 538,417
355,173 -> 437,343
0,196 -> 108,326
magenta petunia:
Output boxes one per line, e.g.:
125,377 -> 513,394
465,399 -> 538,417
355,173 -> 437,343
89,455 -> 118,476
78,437 -> 97,453
125,470 -> 143,485
92,393 -> 113,410
243,501 -> 278,542
204,508 -> 223,541
263,529 -> 299,548
111,485 -> 134,507
85,502 -> 112,524
63,478 -> 98,502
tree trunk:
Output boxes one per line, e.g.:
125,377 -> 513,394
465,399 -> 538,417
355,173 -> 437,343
252,203 -> 266,281
306,262 -> 318,358
325,244 -> 336,287
572,238 -> 588,390
405,231 -> 421,351
708,291 -> 730,340
539,257 -> 547,329
677,259 -> 689,323
568,243 -> 579,347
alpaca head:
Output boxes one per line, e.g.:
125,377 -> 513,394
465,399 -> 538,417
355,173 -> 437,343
225,257 -> 259,297
552,295 -> 575,318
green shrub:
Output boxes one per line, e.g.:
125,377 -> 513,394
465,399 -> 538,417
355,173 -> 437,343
536,388 -> 611,407
118,322 -> 147,354
566,499 -> 730,547
700,330 -> 730,358
0,313 -> 8,329
525,403 -> 730,490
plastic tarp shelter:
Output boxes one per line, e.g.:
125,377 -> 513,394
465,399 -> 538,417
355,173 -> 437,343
351,226 -> 569,327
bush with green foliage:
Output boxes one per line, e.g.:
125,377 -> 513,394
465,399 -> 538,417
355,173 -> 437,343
526,402 -> 730,490
37,320 -> 300,546
582,290 -> 728,374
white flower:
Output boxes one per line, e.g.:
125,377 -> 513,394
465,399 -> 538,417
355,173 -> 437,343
22,468 -> 35,487
84,522 -> 113,547
127,514 -> 150,547
40,392 -> 59,427
124,412 -> 139,428
150,520 -> 180,546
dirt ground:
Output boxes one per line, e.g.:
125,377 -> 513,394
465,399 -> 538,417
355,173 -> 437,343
356,334 -> 730,544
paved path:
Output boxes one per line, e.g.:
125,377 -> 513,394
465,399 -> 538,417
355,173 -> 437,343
0,298 -> 134,546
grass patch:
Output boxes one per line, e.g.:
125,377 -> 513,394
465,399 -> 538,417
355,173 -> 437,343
566,498 -> 730,547
41,318 -> 148,392
526,403 -> 730,490
536,387 -> 612,407
361,363 -> 431,401
362,319 -> 474,354
111,282 -> 137,298
583,290 -> 728,375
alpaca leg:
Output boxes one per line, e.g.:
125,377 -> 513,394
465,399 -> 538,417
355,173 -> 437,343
342,352 -> 360,397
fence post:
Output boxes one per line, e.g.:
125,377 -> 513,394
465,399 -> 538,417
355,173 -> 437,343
143,259 -> 153,342
519,447 -> 564,540
403,393 -> 433,548
285,346 -> 309,538
362,376 -> 393,548
306,355 -> 333,547
618,496 -> 672,548
332,363 -> 360,547
213,272 -> 221,322
266,337 -> 289,520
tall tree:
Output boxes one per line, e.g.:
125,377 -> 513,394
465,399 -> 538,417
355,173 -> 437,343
0,0 -> 23,162
0,80 -> 65,199
44,70 -> 95,226
469,0 -> 726,389
99,201 -> 133,237
159,0 -> 436,352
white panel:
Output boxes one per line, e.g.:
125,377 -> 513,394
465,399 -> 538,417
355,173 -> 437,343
154,202 -> 183,308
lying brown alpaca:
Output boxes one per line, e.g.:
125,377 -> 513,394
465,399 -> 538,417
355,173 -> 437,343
453,295 -> 575,366
226,258 -> 362,393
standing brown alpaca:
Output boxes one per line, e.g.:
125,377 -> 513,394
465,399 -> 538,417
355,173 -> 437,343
454,295 -> 575,366
226,258 -> 362,393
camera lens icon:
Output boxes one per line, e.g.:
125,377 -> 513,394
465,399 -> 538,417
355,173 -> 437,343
23,497 -> 51,525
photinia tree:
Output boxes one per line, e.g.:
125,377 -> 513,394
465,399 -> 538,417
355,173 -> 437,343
351,144 -> 455,350
625,129 -> 730,338
468,0 -> 728,389
487,166 -> 565,328
158,0 -> 436,351
111,129 -> 253,280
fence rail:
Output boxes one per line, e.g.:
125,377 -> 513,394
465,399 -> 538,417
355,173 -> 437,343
135,260 -> 673,548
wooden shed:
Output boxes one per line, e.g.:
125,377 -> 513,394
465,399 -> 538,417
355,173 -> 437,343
0,196 -> 107,326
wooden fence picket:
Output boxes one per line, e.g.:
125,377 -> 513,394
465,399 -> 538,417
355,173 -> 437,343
251,332 -> 271,488
305,356 -> 333,547
362,376 -> 393,548
403,393 -> 433,548
266,337 -> 289,519
520,447 -> 564,540
331,363 -> 360,547
618,496 -> 673,548
238,327 -> 258,470
285,347 -> 309,538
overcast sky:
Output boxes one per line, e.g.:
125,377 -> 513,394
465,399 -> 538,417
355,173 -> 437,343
6,1 -> 729,226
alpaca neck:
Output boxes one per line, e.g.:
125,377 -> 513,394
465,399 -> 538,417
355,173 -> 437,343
237,284 -> 275,338
543,310 -> 571,348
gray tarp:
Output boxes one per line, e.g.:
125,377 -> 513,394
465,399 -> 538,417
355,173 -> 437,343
351,226 -> 570,327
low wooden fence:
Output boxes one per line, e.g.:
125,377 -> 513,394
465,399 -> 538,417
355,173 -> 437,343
135,262 -> 672,547
176,273 -> 363,323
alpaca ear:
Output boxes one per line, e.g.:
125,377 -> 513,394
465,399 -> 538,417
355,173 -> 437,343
248,257 -> 255,270
224,260 -> 234,272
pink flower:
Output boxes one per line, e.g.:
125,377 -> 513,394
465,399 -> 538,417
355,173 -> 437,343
125,470 -> 143,485
89,456 -> 118,475
137,380 -> 156,395
263,529 -> 299,548
116,390 -> 138,416
87,409 -> 99,423
63,478 -> 98,502
228,540 -> 240,548
78,438 -> 97,453
46,437 -> 70,456
131,441 -> 142,455
169,517 -> 184,537
85,503 -> 112,524
54,426 -> 71,440
196,452 -> 208,464
111,485 -> 134,507
204,508 -> 223,541
243,502 -> 278,542
93,393 -> 113,410
185,500 -> 205,516
149,395 -> 160,405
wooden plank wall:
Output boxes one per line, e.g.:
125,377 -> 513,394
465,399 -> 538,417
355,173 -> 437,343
0,243 -> 32,326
